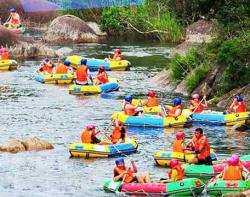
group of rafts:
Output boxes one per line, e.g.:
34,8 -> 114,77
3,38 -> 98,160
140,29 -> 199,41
3,45 -> 250,196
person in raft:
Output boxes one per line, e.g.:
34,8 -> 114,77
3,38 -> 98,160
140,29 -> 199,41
100,119 -> 126,145
229,95 -> 247,113
81,124 -> 101,144
172,132 -> 186,153
124,95 -> 142,116
110,49 -> 123,61
94,66 -> 108,85
75,59 -> 93,85
217,154 -> 250,181
113,158 -> 151,183
55,60 -> 73,74
39,58 -> 54,74
141,90 -> 159,108
159,97 -> 183,118
160,159 -> 185,183
0,48 -> 9,60
4,8 -> 21,29
189,94 -> 207,113
186,128 -> 212,165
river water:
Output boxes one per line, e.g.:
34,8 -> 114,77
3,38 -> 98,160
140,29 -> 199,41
0,38 -> 249,197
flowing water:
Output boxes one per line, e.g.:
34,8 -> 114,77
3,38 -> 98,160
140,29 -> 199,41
0,38 -> 249,197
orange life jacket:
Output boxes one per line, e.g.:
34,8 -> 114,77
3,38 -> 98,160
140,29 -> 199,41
96,71 -> 108,84
169,104 -> 183,116
10,13 -> 21,25
222,165 -> 243,181
81,129 -> 93,143
114,166 -> 134,183
168,165 -> 184,181
124,103 -> 137,116
190,100 -> 204,113
56,64 -> 68,74
146,97 -> 159,107
1,52 -> 9,60
41,63 -> 53,74
172,139 -> 184,153
111,126 -> 126,143
193,135 -> 210,160
233,101 -> 247,113
113,54 -> 123,61
76,65 -> 88,82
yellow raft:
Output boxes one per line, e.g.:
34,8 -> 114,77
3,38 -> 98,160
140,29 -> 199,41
69,138 -> 138,158
112,111 -> 192,128
35,72 -> 74,84
154,149 -> 217,167
0,59 -> 18,71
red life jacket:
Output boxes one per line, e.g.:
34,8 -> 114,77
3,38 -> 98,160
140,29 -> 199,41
172,139 -> 184,153
96,71 -> 108,84
190,100 -> 204,113
168,165 -> 184,181
146,97 -> 159,107
10,13 -> 21,25
41,63 -> 53,74
169,104 -> 183,117
233,101 -> 247,113
113,54 -> 123,61
114,166 -> 134,183
111,126 -> 126,143
193,135 -> 210,160
1,52 -> 9,60
76,65 -> 88,82
124,103 -> 137,116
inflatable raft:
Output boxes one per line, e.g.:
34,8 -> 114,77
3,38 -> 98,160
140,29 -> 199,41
35,73 -> 74,84
69,78 -> 119,95
154,149 -> 217,167
69,138 -> 138,158
207,178 -> 250,196
0,59 -> 18,71
103,178 -> 205,196
182,109 -> 249,126
112,111 -> 192,128
9,25 -> 26,34
66,55 -> 130,71
183,155 -> 250,178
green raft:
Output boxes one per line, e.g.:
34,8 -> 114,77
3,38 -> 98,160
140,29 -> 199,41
103,178 -> 205,196
207,178 -> 250,196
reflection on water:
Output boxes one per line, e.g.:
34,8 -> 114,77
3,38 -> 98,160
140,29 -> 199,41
0,41 -> 249,197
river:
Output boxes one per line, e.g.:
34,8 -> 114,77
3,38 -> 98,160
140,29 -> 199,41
0,38 -> 249,197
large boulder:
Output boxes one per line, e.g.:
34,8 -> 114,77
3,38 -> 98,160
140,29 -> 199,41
150,69 -> 175,90
45,15 -> 99,43
22,137 -> 54,151
0,138 -> 26,153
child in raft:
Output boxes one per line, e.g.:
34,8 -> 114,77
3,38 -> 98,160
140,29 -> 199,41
141,90 -> 159,108
160,159 -> 185,183
172,132 -> 186,153
81,124 -> 101,144
113,158 -> 151,183
4,8 -> 21,29
0,48 -> 9,60
94,66 -> 108,85
39,58 -> 54,74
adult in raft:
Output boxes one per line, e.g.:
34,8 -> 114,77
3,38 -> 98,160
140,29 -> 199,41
218,154 -> 250,181
229,95 -> 247,113
94,66 -> 108,85
81,124 -> 101,144
55,60 -> 73,74
75,59 -> 93,85
160,159 -> 185,183
4,8 -> 21,29
141,90 -> 159,108
113,158 -> 151,183
0,48 -> 9,60
159,97 -> 183,118
189,94 -> 207,113
39,58 -> 54,74
186,128 -> 212,165
124,95 -> 141,116
100,120 -> 126,145
110,49 -> 123,61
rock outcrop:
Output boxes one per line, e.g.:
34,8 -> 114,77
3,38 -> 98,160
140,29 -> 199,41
150,70 -> 175,90
45,15 -> 99,43
0,137 -> 54,153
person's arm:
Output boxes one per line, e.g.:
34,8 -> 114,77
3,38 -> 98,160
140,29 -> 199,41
130,159 -> 137,173
229,99 -> 236,111
125,104 -> 138,110
202,96 -> 208,108
113,169 -> 125,182
87,69 -> 93,83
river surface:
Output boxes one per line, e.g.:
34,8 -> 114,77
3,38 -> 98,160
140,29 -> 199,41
0,39 -> 249,197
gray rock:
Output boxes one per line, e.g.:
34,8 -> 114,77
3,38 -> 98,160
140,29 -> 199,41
150,69 -> 176,90
56,47 -> 73,57
86,22 -> 107,36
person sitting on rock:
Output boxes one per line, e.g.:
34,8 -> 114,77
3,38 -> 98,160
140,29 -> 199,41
189,94 -> 207,113
124,95 -> 141,116
218,154 -> 249,181
75,59 -> 93,85
81,124 -> 101,144
55,60 -> 73,74
159,97 -> 183,118
113,158 -> 151,183
4,8 -> 21,29
141,90 -> 159,107
95,66 -> 108,85
0,48 -> 9,60
160,159 -> 184,183
172,132 -> 186,153
39,58 -> 54,74
229,96 -> 247,113
110,49 -> 123,61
